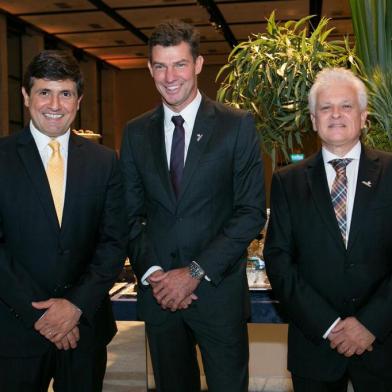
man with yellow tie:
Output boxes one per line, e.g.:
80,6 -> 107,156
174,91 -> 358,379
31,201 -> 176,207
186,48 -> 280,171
0,50 -> 127,391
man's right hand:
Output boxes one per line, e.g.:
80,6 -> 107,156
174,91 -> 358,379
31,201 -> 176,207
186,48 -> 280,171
54,326 -> 80,350
328,317 -> 375,356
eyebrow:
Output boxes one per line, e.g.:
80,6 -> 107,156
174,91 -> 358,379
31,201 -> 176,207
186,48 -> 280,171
152,58 -> 189,66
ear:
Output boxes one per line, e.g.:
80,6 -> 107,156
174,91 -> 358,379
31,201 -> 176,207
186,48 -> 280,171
147,61 -> 153,77
360,110 -> 368,129
195,55 -> 204,75
77,94 -> 83,111
21,87 -> 30,108
310,113 -> 317,132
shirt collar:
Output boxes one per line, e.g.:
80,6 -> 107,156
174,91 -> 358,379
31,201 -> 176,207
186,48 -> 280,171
163,90 -> 202,131
322,141 -> 361,164
29,120 -> 70,153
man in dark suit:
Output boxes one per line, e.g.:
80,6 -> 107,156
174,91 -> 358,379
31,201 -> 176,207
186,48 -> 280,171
0,50 -> 126,391
120,20 -> 265,392
264,67 -> 392,391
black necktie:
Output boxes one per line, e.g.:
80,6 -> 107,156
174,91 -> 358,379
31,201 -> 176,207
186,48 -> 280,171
170,115 -> 185,197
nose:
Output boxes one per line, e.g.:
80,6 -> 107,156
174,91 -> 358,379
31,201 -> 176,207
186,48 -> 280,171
165,66 -> 177,83
48,94 -> 60,110
331,106 -> 341,118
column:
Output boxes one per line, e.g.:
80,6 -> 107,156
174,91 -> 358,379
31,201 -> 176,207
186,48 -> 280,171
101,67 -> 119,151
0,14 -> 9,136
79,58 -> 99,133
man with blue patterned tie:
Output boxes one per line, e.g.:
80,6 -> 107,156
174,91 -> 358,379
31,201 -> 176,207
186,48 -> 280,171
265,68 -> 392,391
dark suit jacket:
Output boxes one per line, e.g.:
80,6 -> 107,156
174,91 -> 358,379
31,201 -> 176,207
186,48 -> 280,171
264,146 -> 392,381
0,127 -> 127,357
120,95 -> 265,325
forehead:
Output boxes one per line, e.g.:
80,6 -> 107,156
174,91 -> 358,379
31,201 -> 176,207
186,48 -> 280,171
316,81 -> 358,103
30,78 -> 77,92
150,41 -> 193,62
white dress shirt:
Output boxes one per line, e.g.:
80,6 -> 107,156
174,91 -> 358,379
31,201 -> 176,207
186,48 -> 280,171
29,120 -> 70,203
141,91 -> 202,285
322,141 -> 361,338
163,90 -> 202,166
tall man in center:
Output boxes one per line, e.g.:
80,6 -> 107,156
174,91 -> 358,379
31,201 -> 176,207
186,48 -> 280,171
121,20 -> 265,392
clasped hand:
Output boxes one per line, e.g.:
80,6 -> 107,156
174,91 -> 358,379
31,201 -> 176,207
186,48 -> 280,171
32,298 -> 82,350
328,317 -> 375,357
148,268 -> 200,311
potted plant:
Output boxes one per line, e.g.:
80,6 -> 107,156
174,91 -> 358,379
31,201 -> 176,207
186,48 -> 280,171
216,12 -> 360,166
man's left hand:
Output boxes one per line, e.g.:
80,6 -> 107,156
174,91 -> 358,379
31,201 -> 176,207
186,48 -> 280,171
32,298 -> 82,343
328,317 -> 375,356
150,267 -> 200,311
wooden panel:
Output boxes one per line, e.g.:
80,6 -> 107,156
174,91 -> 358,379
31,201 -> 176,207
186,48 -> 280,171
202,53 -> 230,66
79,59 -> 99,132
119,4 -> 210,28
108,54 -> 230,69
200,41 -> 231,55
231,23 -> 268,40
322,0 -> 351,18
85,46 -> 148,59
56,30 -> 143,48
142,24 -> 224,42
328,18 -> 353,36
0,0 -> 94,14
218,0 -> 309,23
21,11 -> 122,34
107,58 -> 148,69
106,0 -> 195,6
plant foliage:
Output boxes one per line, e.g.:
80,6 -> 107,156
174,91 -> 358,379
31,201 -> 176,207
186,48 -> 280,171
350,0 -> 392,151
216,12 -> 359,164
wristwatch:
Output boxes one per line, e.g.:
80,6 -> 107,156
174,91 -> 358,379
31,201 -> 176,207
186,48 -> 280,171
188,261 -> 205,280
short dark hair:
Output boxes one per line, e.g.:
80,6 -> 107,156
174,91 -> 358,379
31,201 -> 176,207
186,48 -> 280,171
148,20 -> 200,61
23,50 -> 84,97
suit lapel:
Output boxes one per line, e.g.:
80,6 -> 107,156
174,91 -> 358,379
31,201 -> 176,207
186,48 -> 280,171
177,96 -> 215,202
61,132 -> 84,230
306,151 -> 346,250
347,146 -> 380,252
149,106 -> 177,205
17,127 -> 59,231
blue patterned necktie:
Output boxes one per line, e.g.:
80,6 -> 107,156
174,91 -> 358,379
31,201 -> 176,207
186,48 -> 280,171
329,158 -> 353,243
170,115 -> 185,197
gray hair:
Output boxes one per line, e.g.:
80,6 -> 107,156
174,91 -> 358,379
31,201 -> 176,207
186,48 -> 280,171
308,67 -> 367,114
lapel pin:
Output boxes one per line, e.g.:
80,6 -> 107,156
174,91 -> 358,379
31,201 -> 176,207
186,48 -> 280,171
196,134 -> 203,142
361,180 -> 372,188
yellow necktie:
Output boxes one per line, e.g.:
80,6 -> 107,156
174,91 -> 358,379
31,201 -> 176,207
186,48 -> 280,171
47,139 -> 64,225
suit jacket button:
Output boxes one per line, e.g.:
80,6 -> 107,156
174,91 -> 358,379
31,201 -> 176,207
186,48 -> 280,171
351,297 -> 357,303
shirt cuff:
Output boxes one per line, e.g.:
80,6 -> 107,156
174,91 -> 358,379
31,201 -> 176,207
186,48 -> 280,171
323,317 -> 341,339
141,266 -> 163,285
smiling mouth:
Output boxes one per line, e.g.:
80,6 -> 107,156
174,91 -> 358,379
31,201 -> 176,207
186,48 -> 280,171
44,113 -> 64,119
328,123 -> 345,128
165,85 -> 181,93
